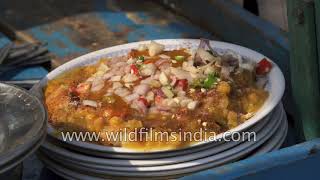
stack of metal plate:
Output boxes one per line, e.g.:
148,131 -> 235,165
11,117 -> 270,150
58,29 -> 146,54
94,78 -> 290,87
31,39 -> 287,179
37,104 -> 287,179
0,83 -> 47,174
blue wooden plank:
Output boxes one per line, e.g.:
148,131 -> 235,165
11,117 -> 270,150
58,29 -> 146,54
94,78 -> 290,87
0,66 -> 48,81
182,139 -> 320,180
29,27 -> 87,57
94,0 -> 212,42
1,0 -> 214,65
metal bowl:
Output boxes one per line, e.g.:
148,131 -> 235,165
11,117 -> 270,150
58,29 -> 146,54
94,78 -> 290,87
0,83 -> 47,170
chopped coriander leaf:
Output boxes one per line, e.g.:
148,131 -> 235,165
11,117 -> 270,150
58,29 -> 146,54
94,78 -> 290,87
203,73 -> 218,89
175,55 -> 185,61
191,78 -> 204,88
137,56 -> 145,61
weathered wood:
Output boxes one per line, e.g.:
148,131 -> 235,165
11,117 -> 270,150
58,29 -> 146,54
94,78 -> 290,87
287,0 -> 320,140
158,0 -> 294,116
0,0 -> 214,67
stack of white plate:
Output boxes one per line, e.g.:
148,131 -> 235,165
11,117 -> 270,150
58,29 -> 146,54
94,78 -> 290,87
0,83 -> 47,175
31,39 -> 287,179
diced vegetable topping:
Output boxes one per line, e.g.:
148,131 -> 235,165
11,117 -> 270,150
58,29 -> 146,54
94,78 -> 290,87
176,79 -> 188,90
203,73 -> 218,89
256,58 -> 272,75
137,56 -> 145,61
138,97 -> 149,107
175,55 -> 185,61
161,86 -> 174,98
130,64 -> 140,75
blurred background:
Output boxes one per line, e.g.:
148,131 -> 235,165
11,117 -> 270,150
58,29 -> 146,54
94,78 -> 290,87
0,0 -> 287,68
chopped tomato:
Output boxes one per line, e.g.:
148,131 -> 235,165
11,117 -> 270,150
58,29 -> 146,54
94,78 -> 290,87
143,59 -> 154,64
138,97 -> 149,107
176,79 -> 188,91
256,58 -> 272,75
155,95 -> 163,105
130,64 -> 139,75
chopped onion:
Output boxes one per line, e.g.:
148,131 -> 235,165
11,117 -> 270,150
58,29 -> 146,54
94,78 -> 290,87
161,86 -> 174,98
132,99 -> 147,114
158,54 -> 171,59
83,100 -> 98,107
134,84 -> 150,95
147,41 -> 165,56
124,93 -> 139,102
240,62 -> 255,71
122,74 -> 139,83
146,91 -> 155,102
180,99 -> 192,107
159,72 -> 169,85
91,77 -> 104,92
110,75 -> 122,82
114,88 -> 130,97
115,62 -> 127,67
137,44 -> 148,51
112,82 -> 123,89
187,101 -> 198,110
140,64 -> 156,76
103,72 -> 114,80
155,59 -> 170,67
127,58 -> 135,64
170,68 -> 192,82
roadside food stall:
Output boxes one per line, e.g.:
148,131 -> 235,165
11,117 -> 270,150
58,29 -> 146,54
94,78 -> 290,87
0,0 -> 319,179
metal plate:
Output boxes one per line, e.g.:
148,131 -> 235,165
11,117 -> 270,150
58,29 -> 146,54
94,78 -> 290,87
0,83 -> 46,168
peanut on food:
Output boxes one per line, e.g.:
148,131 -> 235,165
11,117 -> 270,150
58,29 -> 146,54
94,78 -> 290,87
227,111 -> 238,128
217,81 -> 231,94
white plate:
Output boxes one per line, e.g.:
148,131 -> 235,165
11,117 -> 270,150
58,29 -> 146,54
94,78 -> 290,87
0,83 -> 47,168
251,109 -> 288,156
39,104 -> 284,177
38,110 -> 287,179
31,39 -> 285,153
39,104 -> 280,168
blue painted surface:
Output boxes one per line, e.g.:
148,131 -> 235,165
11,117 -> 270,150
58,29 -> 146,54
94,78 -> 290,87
0,66 -> 48,80
29,28 -> 87,57
182,139 -> 320,179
